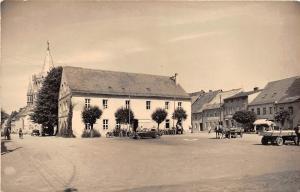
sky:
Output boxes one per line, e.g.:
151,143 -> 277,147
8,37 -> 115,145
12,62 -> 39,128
1,1 -> 300,113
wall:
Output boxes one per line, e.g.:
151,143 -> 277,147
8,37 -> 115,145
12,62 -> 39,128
248,103 -> 275,120
70,95 -> 191,138
277,101 -> 300,129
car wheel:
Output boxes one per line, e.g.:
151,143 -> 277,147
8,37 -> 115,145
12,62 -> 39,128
261,137 -> 268,145
276,137 -> 283,146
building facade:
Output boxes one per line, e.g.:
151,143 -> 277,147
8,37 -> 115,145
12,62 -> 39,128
248,76 -> 300,128
223,88 -> 262,128
58,66 -> 191,137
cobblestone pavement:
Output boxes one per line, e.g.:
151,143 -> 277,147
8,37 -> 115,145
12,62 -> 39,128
1,133 -> 300,192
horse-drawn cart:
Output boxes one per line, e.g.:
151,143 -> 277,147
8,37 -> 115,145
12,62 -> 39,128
260,130 -> 298,146
225,127 -> 244,139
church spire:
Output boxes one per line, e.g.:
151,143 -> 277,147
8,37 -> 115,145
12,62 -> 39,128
40,40 -> 54,78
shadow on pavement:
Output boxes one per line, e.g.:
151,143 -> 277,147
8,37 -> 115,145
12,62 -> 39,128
64,187 -> 78,192
1,140 -> 22,155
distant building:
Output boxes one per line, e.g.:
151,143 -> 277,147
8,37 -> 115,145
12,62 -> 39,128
201,89 -> 242,131
223,87 -> 262,128
248,76 -> 300,128
13,42 -> 54,133
191,90 -> 221,132
58,67 -> 191,137
189,90 -> 205,104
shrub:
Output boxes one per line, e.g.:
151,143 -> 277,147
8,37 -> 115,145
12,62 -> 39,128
81,129 -> 101,138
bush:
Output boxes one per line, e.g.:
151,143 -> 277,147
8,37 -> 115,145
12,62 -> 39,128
81,129 -> 101,138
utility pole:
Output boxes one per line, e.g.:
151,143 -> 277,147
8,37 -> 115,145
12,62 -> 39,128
128,88 -> 131,133
219,94 -> 222,125
171,73 -> 178,128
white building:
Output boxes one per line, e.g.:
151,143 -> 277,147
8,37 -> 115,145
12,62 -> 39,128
58,66 -> 191,137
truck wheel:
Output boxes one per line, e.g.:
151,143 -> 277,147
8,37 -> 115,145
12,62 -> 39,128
276,137 -> 283,146
261,137 -> 268,145
294,136 -> 298,145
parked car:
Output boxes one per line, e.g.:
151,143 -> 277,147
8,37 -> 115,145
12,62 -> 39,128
133,128 -> 160,139
31,129 -> 40,136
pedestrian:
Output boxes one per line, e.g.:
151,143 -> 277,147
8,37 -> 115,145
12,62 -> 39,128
294,123 -> 300,146
19,128 -> 23,139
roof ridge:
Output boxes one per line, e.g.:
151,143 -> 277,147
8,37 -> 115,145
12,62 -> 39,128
63,66 -> 174,80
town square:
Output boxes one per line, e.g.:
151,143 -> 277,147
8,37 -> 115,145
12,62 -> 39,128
1,1 -> 300,192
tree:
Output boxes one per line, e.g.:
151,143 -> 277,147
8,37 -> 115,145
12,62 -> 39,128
114,107 -> 135,128
233,110 -> 256,125
1,110 -> 9,125
151,108 -> 168,132
274,110 -> 290,129
81,106 -> 102,130
30,67 -> 63,135
172,108 -> 187,125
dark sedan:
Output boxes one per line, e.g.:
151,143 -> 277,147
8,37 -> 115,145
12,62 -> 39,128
133,128 -> 160,139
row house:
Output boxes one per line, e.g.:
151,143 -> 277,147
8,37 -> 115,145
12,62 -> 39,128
223,87 -> 262,128
191,90 -> 221,132
58,66 -> 191,137
191,89 -> 241,131
248,76 -> 300,126
201,89 -> 242,130
248,76 -> 300,129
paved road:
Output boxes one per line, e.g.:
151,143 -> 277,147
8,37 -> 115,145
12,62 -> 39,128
1,133 -> 300,192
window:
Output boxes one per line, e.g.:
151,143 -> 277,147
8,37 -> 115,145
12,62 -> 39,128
165,101 -> 169,110
146,101 -> 151,110
263,107 -> 266,115
269,107 -> 273,114
125,100 -> 130,109
251,108 -> 255,113
103,119 -> 108,129
85,98 -> 90,109
257,108 -> 260,115
103,99 -> 108,109
165,119 -> 170,129
279,107 -> 284,111
178,102 -> 182,109
288,106 -> 293,115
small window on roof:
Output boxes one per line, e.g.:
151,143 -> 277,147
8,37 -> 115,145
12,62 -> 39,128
108,86 -> 112,89
262,94 -> 267,99
146,88 -> 151,91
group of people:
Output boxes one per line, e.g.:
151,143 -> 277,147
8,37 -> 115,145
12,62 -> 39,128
2,127 -> 23,140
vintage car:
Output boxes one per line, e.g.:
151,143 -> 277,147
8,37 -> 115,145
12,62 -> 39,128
31,129 -> 40,136
132,128 -> 160,139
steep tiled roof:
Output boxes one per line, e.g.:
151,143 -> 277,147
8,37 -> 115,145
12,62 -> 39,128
192,90 -> 222,113
224,89 -> 262,101
202,88 -> 242,110
63,66 -> 190,100
278,77 -> 300,103
249,76 -> 300,106
189,90 -> 205,104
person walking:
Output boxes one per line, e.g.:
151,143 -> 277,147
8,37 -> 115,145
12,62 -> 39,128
19,128 -> 23,139
294,123 -> 300,146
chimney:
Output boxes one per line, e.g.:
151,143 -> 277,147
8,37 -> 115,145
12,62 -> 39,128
254,87 -> 259,91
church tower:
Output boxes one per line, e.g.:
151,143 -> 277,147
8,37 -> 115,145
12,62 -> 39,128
26,41 -> 55,107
